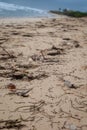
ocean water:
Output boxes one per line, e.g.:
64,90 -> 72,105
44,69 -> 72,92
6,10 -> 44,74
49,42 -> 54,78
0,0 -> 87,17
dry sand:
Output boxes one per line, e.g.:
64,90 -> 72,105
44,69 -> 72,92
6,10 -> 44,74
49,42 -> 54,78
0,17 -> 87,130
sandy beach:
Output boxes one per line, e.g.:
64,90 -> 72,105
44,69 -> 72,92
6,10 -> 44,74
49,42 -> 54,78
0,17 -> 87,130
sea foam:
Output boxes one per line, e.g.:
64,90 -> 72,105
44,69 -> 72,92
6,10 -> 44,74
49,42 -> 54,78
0,2 -> 45,13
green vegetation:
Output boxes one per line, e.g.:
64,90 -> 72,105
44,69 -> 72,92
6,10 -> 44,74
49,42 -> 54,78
50,9 -> 87,18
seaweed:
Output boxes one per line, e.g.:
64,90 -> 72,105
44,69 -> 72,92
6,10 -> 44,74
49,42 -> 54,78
0,119 -> 26,130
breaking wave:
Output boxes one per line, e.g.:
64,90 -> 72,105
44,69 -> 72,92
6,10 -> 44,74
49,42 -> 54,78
0,2 -> 45,12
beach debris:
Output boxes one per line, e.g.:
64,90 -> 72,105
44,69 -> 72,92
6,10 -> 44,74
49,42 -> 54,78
31,53 -> 59,63
46,49 -> 62,56
30,45 -> 64,63
31,54 -> 43,61
51,45 -> 63,50
17,63 -> 39,69
14,100 -> 45,113
6,83 -> 16,92
28,57 -> 34,63
70,99 -> 87,113
64,80 -> 76,89
11,72 -> 26,80
6,83 -> 33,97
22,33 -> 33,37
65,123 -> 77,130
70,124 -> 77,130
63,38 -> 71,41
37,24 -> 46,28
42,45 -> 64,57
0,65 -> 5,70
16,88 -> 33,97
73,41 -> 80,48
62,40 -> 80,49
11,32 -> 20,35
10,71 -> 48,81
0,119 -> 25,129
27,73 -> 48,81
0,37 -> 9,45
40,50 -> 46,60
0,45 -> 16,59
9,88 -> 33,97
0,69 -> 48,81
29,100 -> 45,113
58,108 -> 81,121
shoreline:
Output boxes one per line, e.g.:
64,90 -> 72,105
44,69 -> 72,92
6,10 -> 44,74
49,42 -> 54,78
0,17 -> 49,26
0,15 -> 67,25
0,11 -> 67,20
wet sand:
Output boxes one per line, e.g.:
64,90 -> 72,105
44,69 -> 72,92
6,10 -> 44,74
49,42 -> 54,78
0,17 -> 87,130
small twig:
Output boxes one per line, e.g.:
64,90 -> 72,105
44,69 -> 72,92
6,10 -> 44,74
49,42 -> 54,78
56,99 -> 62,106
70,99 -> 87,113
61,121 -> 67,129
60,108 -> 81,120
20,115 -> 35,122
75,98 -> 87,107
79,124 -> 87,129
40,50 -> 46,60
14,100 -> 45,113
0,45 -> 16,58
16,88 -> 33,97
